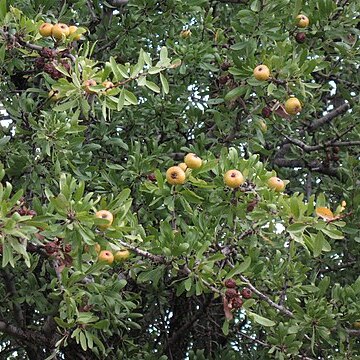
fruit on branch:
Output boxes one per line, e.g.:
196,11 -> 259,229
241,288 -> 253,299
68,25 -> 81,40
94,243 -> 101,253
224,170 -> 245,188
52,23 -> 70,40
48,90 -> 61,102
267,176 -> 285,192
231,296 -> 243,309
147,173 -> 156,182
284,97 -> 302,115
95,210 -> 114,229
83,79 -> 97,94
180,29 -> 192,39
166,166 -> 186,185
296,14 -> 309,28
64,244 -> 72,253
253,64 -> 270,81
295,32 -> 306,43
184,153 -> 202,169
178,162 -> 188,172
39,23 -> 54,37
224,278 -> 237,288
114,249 -> 130,261
352,321 -> 360,329
225,288 -> 238,299
220,61 -> 231,71
102,81 -> 114,91
98,250 -> 114,265
44,242 -> 58,255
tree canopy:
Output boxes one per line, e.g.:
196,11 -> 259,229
0,0 -> 359,359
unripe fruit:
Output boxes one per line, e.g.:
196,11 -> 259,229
184,153 -> 202,169
295,32 -> 306,44
224,278 -> 237,288
225,288 -> 238,299
253,65 -> 270,81
51,23 -> 70,40
48,90 -> 61,102
232,297 -> 243,309
94,243 -> 101,253
95,210 -> 114,229
296,14 -> 309,28
241,288 -> 252,299
284,97 -> 302,115
98,250 -> 114,265
39,23 -> 53,37
178,162 -> 188,172
166,166 -> 186,185
114,249 -> 130,262
267,176 -> 285,192
83,79 -> 97,94
224,170 -> 245,188
180,29 -> 191,39
68,25 -> 81,40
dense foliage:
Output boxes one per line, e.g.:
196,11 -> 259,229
0,0 -> 359,359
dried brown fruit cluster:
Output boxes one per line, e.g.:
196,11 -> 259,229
35,48 -> 71,80
224,278 -> 253,310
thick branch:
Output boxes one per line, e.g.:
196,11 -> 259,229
308,103 -> 350,131
0,320 -> 49,345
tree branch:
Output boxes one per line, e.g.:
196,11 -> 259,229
117,239 -> 165,263
308,103 -> 350,131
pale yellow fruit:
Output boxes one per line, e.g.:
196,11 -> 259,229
253,65 -> 270,81
39,23 -> 53,37
51,23 -> 70,40
296,15 -> 309,28
184,153 -> 202,169
285,97 -> 302,115
68,25 -> 81,40
268,177 -> 285,192
83,79 -> 97,94
98,250 -> 114,265
95,210 -> 114,229
224,170 -> 245,188
180,29 -> 191,38
114,249 -> 130,261
166,166 -> 186,185
178,162 -> 188,172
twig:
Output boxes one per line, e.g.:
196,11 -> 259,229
117,239 -> 165,263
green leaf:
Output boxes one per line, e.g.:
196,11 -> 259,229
0,0 -> 6,21
248,311 -> 276,327
225,257 -> 251,279
321,227 -> 344,240
145,80 -> 160,93
160,73 -> 169,94
224,86 -> 246,101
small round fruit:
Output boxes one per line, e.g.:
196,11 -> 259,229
225,288 -> 238,299
51,23 -> 70,40
48,90 -> 61,102
253,64 -> 270,81
83,79 -> 97,94
39,23 -> 54,37
166,166 -> 186,185
224,170 -> 245,188
268,176 -> 285,192
95,210 -> 114,229
102,81 -> 114,90
94,243 -> 101,253
184,153 -> 202,169
224,278 -> 237,289
241,288 -> 253,299
232,297 -> 243,309
68,25 -> 81,40
285,97 -> 302,115
98,250 -> 114,265
295,32 -> 306,44
178,162 -> 188,172
180,29 -> 191,39
352,321 -> 360,329
114,249 -> 130,262
262,106 -> 272,118
296,14 -> 309,28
